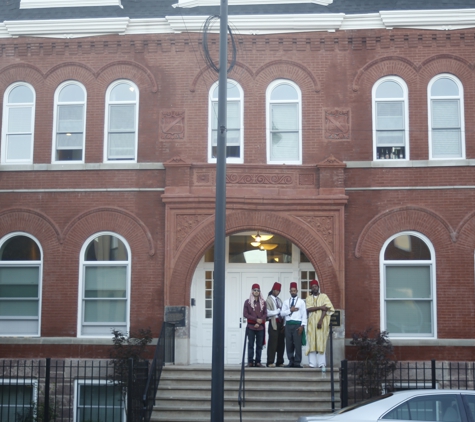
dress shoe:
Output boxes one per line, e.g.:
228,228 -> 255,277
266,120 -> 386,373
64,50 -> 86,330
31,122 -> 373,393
277,364 -> 285,367
267,363 -> 276,368
285,363 -> 293,368
245,363 -> 254,367
255,363 -> 264,367
294,364 -> 303,368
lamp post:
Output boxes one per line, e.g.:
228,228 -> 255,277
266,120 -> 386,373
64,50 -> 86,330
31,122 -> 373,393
210,0 -> 228,420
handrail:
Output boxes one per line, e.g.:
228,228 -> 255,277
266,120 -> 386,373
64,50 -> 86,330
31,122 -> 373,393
141,322 -> 174,422
238,327 -> 248,422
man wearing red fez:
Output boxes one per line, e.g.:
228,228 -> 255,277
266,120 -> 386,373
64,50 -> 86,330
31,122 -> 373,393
305,279 -> 334,370
280,282 -> 307,368
243,283 -> 267,367
265,281 -> 285,367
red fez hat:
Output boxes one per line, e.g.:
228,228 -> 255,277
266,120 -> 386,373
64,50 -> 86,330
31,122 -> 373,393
290,282 -> 298,289
252,283 -> 260,290
310,279 -> 319,287
272,282 -> 282,291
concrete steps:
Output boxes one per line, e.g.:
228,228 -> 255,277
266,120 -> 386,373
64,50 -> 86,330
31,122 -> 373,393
150,365 -> 340,422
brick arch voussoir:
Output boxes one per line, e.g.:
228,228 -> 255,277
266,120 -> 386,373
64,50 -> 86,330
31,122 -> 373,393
62,207 -> 155,257
454,210 -> 475,247
0,208 -> 61,250
170,210 -> 340,304
96,61 -> 159,93
355,206 -> 455,258
44,62 -> 97,88
0,63 -> 45,91
189,61 -> 254,93
255,60 -> 320,93
352,56 -> 418,92
419,56 -> 473,85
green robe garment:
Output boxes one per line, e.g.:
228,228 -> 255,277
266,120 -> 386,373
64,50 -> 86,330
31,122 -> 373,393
305,293 -> 334,355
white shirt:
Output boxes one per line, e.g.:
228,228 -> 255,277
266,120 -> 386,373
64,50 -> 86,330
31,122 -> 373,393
267,294 -> 282,318
281,296 -> 307,326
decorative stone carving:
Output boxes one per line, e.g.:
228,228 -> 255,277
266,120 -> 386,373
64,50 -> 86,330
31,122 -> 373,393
176,214 -> 211,249
298,216 -> 334,252
161,110 -> 185,139
195,172 -> 211,185
324,109 -> 350,140
227,174 -> 293,185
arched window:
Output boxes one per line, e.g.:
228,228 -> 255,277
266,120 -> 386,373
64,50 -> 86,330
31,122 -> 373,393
208,80 -> 244,163
0,233 -> 42,336
266,80 -> 302,164
372,76 -> 409,160
52,81 -> 87,163
104,80 -> 139,162
380,232 -> 436,337
1,83 -> 36,164
428,74 -> 465,159
79,233 -> 130,337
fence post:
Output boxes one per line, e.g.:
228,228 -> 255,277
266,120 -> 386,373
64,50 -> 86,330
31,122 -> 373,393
431,359 -> 436,389
340,359 -> 348,409
44,358 -> 50,422
127,358 -> 134,422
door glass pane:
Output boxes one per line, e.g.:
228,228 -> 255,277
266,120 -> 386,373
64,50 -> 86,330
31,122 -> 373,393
386,300 -> 432,334
386,266 -> 431,299
228,234 -> 292,264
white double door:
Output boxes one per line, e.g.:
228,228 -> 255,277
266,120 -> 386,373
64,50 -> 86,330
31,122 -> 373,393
190,269 -> 294,364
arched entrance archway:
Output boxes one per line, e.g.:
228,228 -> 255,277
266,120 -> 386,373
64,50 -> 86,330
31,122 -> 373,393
190,231 -> 319,364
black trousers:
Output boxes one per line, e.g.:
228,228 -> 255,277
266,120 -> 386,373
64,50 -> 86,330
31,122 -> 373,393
247,328 -> 264,364
267,320 -> 285,365
285,324 -> 302,366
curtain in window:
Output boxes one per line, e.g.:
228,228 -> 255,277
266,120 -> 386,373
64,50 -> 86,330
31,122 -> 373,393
108,104 -> 136,159
376,102 -> 405,146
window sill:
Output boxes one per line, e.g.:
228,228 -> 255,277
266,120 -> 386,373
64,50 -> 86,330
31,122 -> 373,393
0,163 -> 165,171
345,338 -> 475,346
346,159 -> 475,168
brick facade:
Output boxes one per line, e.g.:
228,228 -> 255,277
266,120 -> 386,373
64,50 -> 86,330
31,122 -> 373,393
0,28 -> 474,360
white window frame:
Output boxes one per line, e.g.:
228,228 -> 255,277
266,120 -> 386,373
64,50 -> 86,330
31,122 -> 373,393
0,232 -> 43,337
103,80 -> 139,163
0,378 -> 38,420
266,79 -> 302,165
208,79 -> 244,164
380,231 -> 437,339
52,81 -> 87,164
1,82 -> 36,165
372,76 -> 409,161
428,74 -> 465,160
73,379 -> 125,422
77,232 -> 131,338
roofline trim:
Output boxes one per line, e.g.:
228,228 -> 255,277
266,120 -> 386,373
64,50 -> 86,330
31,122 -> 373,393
1,9 -> 475,38
173,0 -> 332,8
20,0 -> 123,9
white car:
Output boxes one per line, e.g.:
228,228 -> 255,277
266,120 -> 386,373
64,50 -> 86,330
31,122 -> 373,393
298,390 -> 475,422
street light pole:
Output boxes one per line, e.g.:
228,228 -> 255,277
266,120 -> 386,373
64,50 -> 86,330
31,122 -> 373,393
210,0 -> 228,420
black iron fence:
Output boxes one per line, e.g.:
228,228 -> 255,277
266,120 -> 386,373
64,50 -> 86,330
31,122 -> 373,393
0,323 -> 176,422
341,360 -> 475,408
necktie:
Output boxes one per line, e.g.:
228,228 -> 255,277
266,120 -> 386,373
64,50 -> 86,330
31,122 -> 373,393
290,297 -> 295,308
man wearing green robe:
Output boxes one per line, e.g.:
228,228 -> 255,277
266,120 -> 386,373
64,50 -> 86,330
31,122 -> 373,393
305,279 -> 334,369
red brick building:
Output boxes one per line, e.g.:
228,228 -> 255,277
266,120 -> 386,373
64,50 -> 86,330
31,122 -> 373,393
0,0 -> 474,367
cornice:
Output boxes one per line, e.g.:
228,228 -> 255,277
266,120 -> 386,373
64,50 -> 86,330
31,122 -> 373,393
173,0 -> 332,8
1,9 -> 475,38
20,0 -> 122,8
4,17 -> 129,38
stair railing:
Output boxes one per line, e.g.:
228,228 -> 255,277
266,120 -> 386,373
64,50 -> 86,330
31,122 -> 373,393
238,327 -> 248,422
141,322 -> 175,422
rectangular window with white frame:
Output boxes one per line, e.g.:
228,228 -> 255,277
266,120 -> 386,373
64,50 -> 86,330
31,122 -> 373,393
0,379 -> 37,421
75,380 -> 124,422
